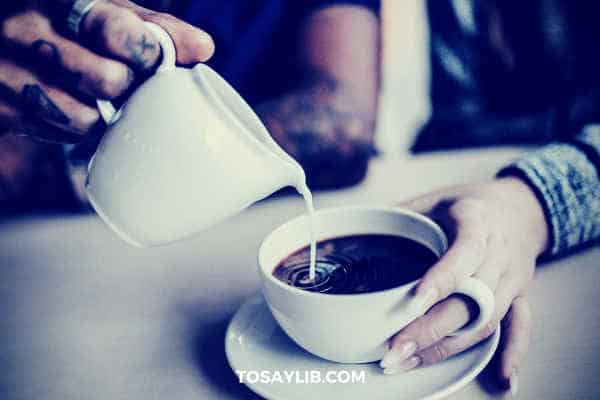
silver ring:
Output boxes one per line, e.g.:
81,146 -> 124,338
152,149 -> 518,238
67,0 -> 101,35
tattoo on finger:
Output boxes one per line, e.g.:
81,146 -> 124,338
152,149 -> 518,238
125,34 -> 157,69
31,39 -> 83,89
21,84 -> 70,126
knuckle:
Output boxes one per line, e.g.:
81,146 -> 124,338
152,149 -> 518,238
89,6 -> 140,47
478,321 -> 498,341
77,107 -> 100,130
450,197 -> 486,221
431,343 -> 449,362
102,11 -> 138,42
430,269 -> 457,297
153,12 -> 179,24
65,103 -> 99,133
95,63 -> 132,98
422,320 -> 443,344
454,230 -> 489,262
403,318 -> 433,346
0,18 -> 14,40
2,11 -> 50,41
99,10 -> 159,69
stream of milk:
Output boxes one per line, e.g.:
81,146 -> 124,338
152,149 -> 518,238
297,185 -> 317,281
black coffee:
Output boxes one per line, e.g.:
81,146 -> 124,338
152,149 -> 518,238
273,234 -> 438,294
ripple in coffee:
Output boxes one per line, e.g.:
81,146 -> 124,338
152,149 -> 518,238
273,234 -> 438,294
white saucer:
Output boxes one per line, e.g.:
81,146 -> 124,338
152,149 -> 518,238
225,295 -> 500,400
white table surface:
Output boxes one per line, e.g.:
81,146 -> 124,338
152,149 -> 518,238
1,148 -> 599,400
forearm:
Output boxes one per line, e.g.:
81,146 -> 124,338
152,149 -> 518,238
254,2 -> 380,190
298,4 -> 380,115
498,126 -> 600,257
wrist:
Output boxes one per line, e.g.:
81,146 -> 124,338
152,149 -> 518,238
496,177 -> 550,257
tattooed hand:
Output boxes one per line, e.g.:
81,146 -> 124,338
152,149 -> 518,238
256,73 -> 377,190
0,0 -> 215,142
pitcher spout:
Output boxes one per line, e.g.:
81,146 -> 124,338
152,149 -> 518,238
193,63 -> 308,193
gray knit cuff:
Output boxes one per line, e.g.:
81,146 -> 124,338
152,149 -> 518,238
498,143 -> 600,257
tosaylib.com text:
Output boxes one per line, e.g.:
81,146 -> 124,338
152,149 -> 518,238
235,369 -> 367,384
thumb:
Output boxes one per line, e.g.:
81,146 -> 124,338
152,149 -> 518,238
109,0 -> 215,64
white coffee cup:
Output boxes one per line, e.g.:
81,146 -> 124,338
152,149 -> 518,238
86,23 -> 306,247
258,206 -> 495,364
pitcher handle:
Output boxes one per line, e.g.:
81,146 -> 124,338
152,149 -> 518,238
96,22 -> 177,125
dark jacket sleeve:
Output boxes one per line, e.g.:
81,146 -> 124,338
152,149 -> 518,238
414,0 -> 570,152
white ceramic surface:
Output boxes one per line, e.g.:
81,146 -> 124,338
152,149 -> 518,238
86,23 -> 306,248
225,294 -> 501,400
258,206 -> 495,363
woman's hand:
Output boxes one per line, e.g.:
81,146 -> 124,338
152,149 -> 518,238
0,0 -> 214,142
380,178 -> 548,392
256,73 -> 377,190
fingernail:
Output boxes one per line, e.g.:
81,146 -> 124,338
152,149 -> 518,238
380,341 -> 418,368
383,355 -> 422,375
198,31 -> 213,43
413,287 -> 439,311
509,370 -> 519,396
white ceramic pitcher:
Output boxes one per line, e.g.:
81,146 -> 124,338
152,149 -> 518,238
86,22 -> 307,247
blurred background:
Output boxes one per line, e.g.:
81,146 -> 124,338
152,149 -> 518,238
378,0 -> 430,156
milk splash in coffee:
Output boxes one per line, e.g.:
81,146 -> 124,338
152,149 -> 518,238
273,234 -> 439,294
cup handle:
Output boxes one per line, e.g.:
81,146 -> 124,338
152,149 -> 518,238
446,276 -> 495,337
96,21 -> 177,125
